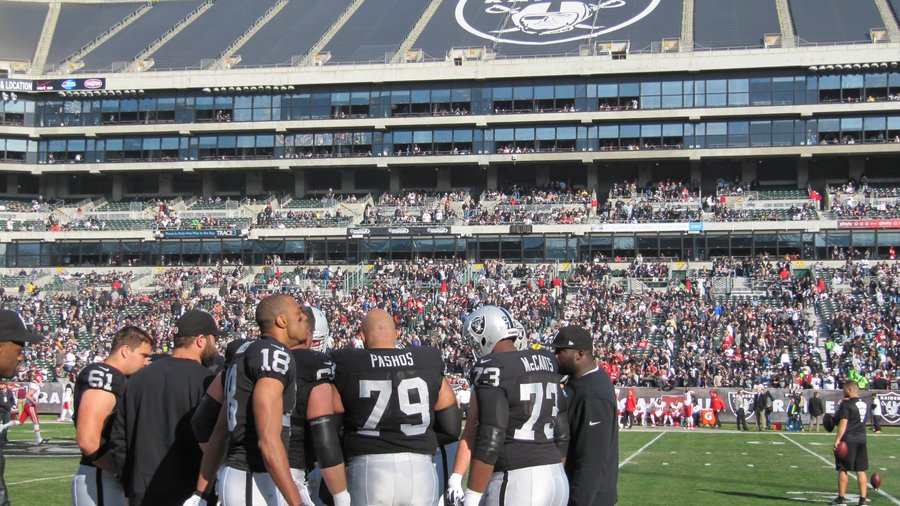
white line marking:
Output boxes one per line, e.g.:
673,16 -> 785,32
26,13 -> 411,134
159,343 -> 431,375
619,432 -> 666,469
780,434 -> 900,506
8,475 -> 70,486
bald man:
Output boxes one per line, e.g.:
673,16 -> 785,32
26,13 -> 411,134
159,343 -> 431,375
330,309 -> 461,506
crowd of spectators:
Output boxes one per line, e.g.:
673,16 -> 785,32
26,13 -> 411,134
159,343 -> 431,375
596,201 -> 700,223
465,203 -> 590,225
256,205 -> 349,228
6,254 -> 897,396
712,202 -> 818,222
831,201 -> 900,219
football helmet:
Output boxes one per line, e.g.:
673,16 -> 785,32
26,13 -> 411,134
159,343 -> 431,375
308,306 -> 333,352
512,319 -> 528,351
464,305 -> 521,359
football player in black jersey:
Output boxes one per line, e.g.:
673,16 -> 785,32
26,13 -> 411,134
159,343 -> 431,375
71,326 -> 153,506
197,294 -> 312,506
288,306 -> 350,506
184,339 -> 251,506
833,380 -> 869,506
452,305 -> 569,506
331,309 -> 461,506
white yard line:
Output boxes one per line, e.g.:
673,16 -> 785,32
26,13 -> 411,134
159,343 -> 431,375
780,433 -> 900,506
619,431 -> 666,469
8,474 -> 71,486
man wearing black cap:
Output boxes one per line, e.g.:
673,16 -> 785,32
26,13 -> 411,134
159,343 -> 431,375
111,310 -> 217,506
553,326 -> 618,506
0,308 -> 43,506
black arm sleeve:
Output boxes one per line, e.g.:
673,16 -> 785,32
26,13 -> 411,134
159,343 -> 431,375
309,415 -> 344,469
472,387 -> 509,466
554,403 -> 570,457
191,394 -> 222,444
434,403 -> 462,446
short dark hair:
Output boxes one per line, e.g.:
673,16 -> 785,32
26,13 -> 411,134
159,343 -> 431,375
109,326 -> 153,354
255,294 -> 295,332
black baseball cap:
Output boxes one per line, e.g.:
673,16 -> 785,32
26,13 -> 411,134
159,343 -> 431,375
551,326 -> 592,352
174,310 -> 220,338
0,309 -> 43,345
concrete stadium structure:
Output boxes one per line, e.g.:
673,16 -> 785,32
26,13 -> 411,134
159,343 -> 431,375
0,0 -> 899,265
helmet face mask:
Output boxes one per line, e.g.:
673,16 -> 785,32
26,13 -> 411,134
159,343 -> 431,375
308,306 -> 332,352
464,306 -> 522,359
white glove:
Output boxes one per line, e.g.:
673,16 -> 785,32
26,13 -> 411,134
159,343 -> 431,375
445,473 -> 465,506
463,489 -> 483,506
181,492 -> 207,506
332,490 -> 351,506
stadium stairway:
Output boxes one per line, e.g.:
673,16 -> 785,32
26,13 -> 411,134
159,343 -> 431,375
391,0 -> 444,63
775,0 -> 798,48
874,0 -> 900,41
57,1 -> 154,74
126,0 -> 214,72
299,0 -> 365,66
211,0 -> 290,70
681,0 -> 694,52
30,1 -> 61,74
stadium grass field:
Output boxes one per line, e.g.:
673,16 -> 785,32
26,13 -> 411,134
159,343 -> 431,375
5,416 -> 900,505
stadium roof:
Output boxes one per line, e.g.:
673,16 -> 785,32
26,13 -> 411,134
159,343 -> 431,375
0,0 -> 897,73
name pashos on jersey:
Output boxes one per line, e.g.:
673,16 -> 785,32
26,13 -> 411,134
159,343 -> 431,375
369,351 -> 416,368
455,0 -> 661,46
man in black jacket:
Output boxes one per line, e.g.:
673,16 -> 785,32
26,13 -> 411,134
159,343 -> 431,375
111,310 -> 217,506
0,309 -> 44,506
809,391 -> 826,432
553,326 -> 618,506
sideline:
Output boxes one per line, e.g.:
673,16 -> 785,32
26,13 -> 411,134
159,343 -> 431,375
780,433 -> 900,506
8,474 -> 71,486
619,431 -> 666,469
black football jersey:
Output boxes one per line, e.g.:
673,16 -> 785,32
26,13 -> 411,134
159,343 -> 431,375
73,362 -> 127,467
472,348 -> 564,472
331,347 -> 444,459
288,348 -> 335,469
837,396 -> 868,444
223,337 -> 297,472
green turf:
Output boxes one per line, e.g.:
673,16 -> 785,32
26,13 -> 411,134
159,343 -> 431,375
5,421 -> 900,505
618,428 -> 900,505
6,415 -> 75,442
6,456 -> 79,504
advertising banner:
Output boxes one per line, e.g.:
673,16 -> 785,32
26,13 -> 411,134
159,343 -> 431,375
837,220 -> 900,229
0,79 -> 32,92
347,226 -> 453,237
33,78 -> 106,92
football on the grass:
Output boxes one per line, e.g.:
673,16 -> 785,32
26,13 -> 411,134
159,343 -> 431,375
872,472 -> 882,490
834,441 -> 849,460
823,413 -> 835,432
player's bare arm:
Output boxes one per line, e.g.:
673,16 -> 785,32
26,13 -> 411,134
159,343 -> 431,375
253,377 -> 302,506
75,389 -> 118,475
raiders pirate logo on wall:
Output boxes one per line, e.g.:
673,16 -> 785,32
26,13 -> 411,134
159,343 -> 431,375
455,0 -> 661,46
876,392 -> 900,424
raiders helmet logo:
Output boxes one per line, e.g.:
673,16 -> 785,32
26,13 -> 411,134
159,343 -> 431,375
455,0 -> 660,46
470,315 -> 486,335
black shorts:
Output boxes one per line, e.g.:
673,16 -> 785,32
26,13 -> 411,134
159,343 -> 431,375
835,441 -> 868,473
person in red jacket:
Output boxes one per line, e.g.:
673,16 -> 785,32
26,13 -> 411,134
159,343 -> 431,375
623,388 -> 638,429
710,390 -> 726,429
